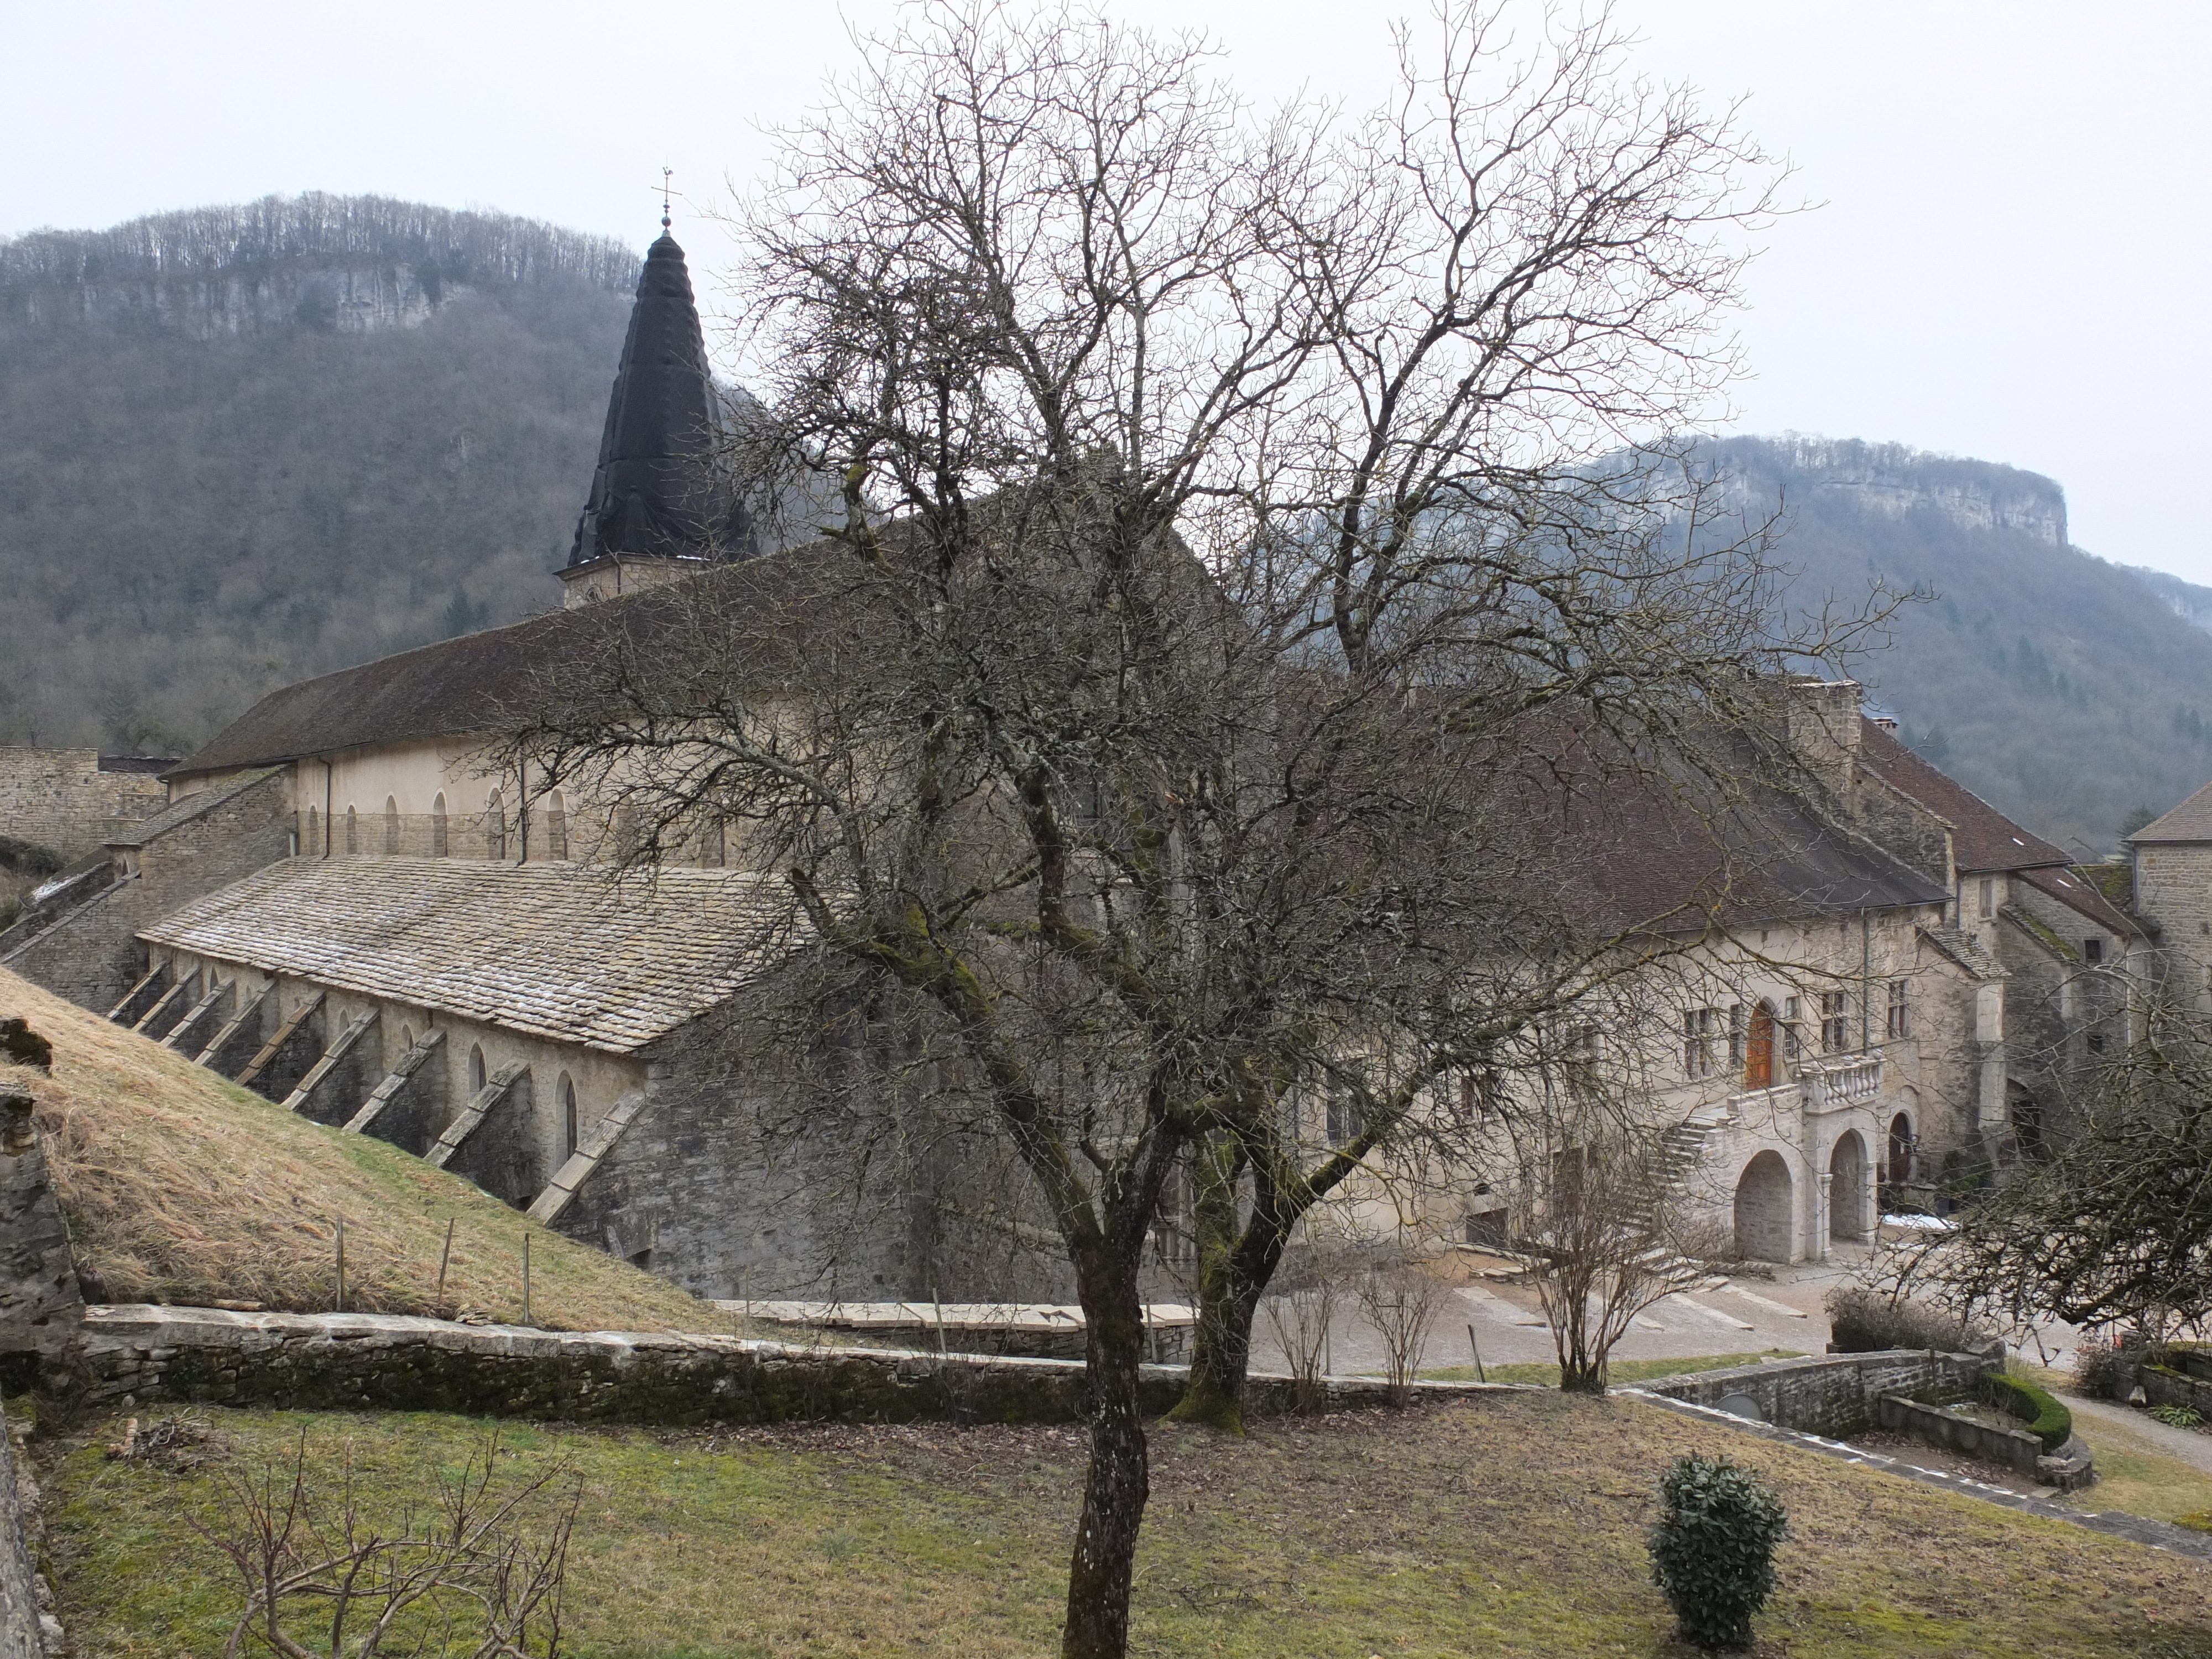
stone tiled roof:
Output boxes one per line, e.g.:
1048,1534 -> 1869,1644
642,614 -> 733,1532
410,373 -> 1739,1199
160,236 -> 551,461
1856,721 -> 2069,872
2132,776 -> 2212,845
139,857 -> 799,1052
166,548 -> 833,779
1918,925 -> 2005,982
2015,864 -> 2144,941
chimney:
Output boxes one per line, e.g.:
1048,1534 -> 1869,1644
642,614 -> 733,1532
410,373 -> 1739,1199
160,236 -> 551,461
1783,678 -> 1864,807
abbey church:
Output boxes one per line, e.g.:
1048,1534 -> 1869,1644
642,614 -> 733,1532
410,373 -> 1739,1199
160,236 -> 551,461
0,222 -> 2184,1300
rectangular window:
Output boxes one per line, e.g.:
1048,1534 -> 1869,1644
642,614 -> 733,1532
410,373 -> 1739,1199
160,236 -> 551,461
2087,1031 -> 2107,1055
1885,980 -> 1909,1040
1977,878 -> 1995,919
2084,937 -> 2104,964
1456,1070 -> 1503,1121
1782,996 -> 1801,1061
1326,1089 -> 1365,1146
1682,1008 -> 1715,1079
1821,991 -> 1850,1054
1563,1026 -> 1598,1095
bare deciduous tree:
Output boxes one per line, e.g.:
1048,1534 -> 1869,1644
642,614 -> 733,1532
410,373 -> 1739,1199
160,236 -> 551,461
1506,1115 -> 1702,1392
513,7 -> 1817,1656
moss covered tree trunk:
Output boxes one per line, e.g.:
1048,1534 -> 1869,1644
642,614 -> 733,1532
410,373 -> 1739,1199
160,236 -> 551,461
1170,1133 -> 1296,1436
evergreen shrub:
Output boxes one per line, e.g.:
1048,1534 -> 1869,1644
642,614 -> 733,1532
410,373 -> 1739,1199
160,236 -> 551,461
1648,1454 -> 1789,1652
1980,1373 -> 2071,1452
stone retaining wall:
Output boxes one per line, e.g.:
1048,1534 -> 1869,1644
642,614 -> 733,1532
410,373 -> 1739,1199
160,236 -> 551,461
1641,1350 -> 1991,1438
80,1306 -> 1512,1426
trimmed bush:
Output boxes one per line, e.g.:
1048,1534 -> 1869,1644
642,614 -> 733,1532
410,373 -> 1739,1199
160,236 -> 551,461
1981,1373 -> 2071,1453
1648,1454 -> 1790,1652
1823,1287 -> 1992,1355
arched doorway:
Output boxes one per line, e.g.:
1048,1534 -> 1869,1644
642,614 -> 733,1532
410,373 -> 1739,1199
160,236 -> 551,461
1828,1131 -> 1870,1242
1886,1113 -> 1914,1186
1745,1001 -> 1776,1088
1734,1151 -> 1794,1262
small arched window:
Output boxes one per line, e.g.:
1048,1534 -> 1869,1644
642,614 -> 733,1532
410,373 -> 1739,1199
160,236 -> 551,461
345,805 -> 358,855
701,816 -> 726,868
431,792 -> 449,857
468,1044 -> 487,1096
304,805 -> 319,857
558,1073 -> 578,1157
547,790 -> 570,860
485,790 -> 507,860
384,796 -> 400,854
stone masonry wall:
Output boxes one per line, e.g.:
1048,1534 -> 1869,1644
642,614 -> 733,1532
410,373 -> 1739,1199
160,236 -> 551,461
2,772 -> 291,1013
2135,843 -> 2212,1015
1637,1350 -> 1992,1438
0,1402 -> 49,1659
78,1305 -> 1497,1427
0,748 -> 168,860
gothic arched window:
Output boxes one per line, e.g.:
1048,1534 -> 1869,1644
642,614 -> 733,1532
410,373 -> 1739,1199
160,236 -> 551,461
468,1044 -> 487,1096
485,790 -> 507,860
345,805 -> 358,855
304,805 -> 319,857
431,793 -> 449,857
547,791 -> 570,860
558,1072 -> 579,1157
384,796 -> 400,854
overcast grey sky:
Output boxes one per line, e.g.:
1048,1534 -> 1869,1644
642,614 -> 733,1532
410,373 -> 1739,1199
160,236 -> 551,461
6,2 -> 2207,580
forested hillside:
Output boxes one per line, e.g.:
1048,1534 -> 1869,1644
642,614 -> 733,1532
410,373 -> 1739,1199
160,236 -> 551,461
0,195 -> 635,752
1706,436 -> 2212,849
2,200 -> 2203,849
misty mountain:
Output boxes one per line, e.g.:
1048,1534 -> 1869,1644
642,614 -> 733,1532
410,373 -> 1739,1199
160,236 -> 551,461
1707,436 -> 2212,850
2123,562 -> 2212,636
0,194 -> 637,753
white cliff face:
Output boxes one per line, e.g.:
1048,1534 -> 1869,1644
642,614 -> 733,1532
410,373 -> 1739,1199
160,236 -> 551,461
13,263 -> 462,338
1718,435 -> 2069,548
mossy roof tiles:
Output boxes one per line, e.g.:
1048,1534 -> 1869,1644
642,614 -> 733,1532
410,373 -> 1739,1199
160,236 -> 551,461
138,856 -> 795,1052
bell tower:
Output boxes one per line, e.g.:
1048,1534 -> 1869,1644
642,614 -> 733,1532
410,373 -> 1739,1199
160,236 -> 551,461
560,193 -> 752,608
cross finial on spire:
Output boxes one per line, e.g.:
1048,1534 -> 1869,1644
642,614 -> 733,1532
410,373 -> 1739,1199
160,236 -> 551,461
661,167 -> 673,232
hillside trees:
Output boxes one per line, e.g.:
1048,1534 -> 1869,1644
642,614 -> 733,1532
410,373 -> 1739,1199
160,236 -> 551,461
513,6 -> 1802,1656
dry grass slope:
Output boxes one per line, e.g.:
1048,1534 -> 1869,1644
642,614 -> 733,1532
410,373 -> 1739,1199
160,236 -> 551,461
0,966 -> 736,1333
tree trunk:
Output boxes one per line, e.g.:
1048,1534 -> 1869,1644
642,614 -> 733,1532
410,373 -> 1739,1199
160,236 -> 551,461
1062,1244 -> 1152,1659
1168,1133 -> 1256,1433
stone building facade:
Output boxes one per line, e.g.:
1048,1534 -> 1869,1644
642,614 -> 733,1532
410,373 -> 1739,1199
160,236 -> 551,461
2130,780 -> 2212,1018
0,747 -> 173,859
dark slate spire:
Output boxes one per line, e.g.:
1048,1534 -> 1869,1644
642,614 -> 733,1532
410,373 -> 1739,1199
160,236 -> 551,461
566,226 -> 748,568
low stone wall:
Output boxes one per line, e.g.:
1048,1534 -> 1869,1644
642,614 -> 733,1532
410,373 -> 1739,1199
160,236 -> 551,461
2141,1364 -> 2212,1418
1641,1350 -> 1991,1438
79,1306 -> 1511,1427
1877,1394 -> 2042,1474
0,1402 -> 48,1657
1874,1395 -> 2095,1492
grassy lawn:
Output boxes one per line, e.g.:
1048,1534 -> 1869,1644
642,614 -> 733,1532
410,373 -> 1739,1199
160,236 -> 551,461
1421,1350 -> 1806,1388
39,1392 -> 2212,1658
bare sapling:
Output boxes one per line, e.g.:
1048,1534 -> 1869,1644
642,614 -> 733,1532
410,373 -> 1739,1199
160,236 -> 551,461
1355,1254 -> 1451,1406
193,1427 -> 578,1658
